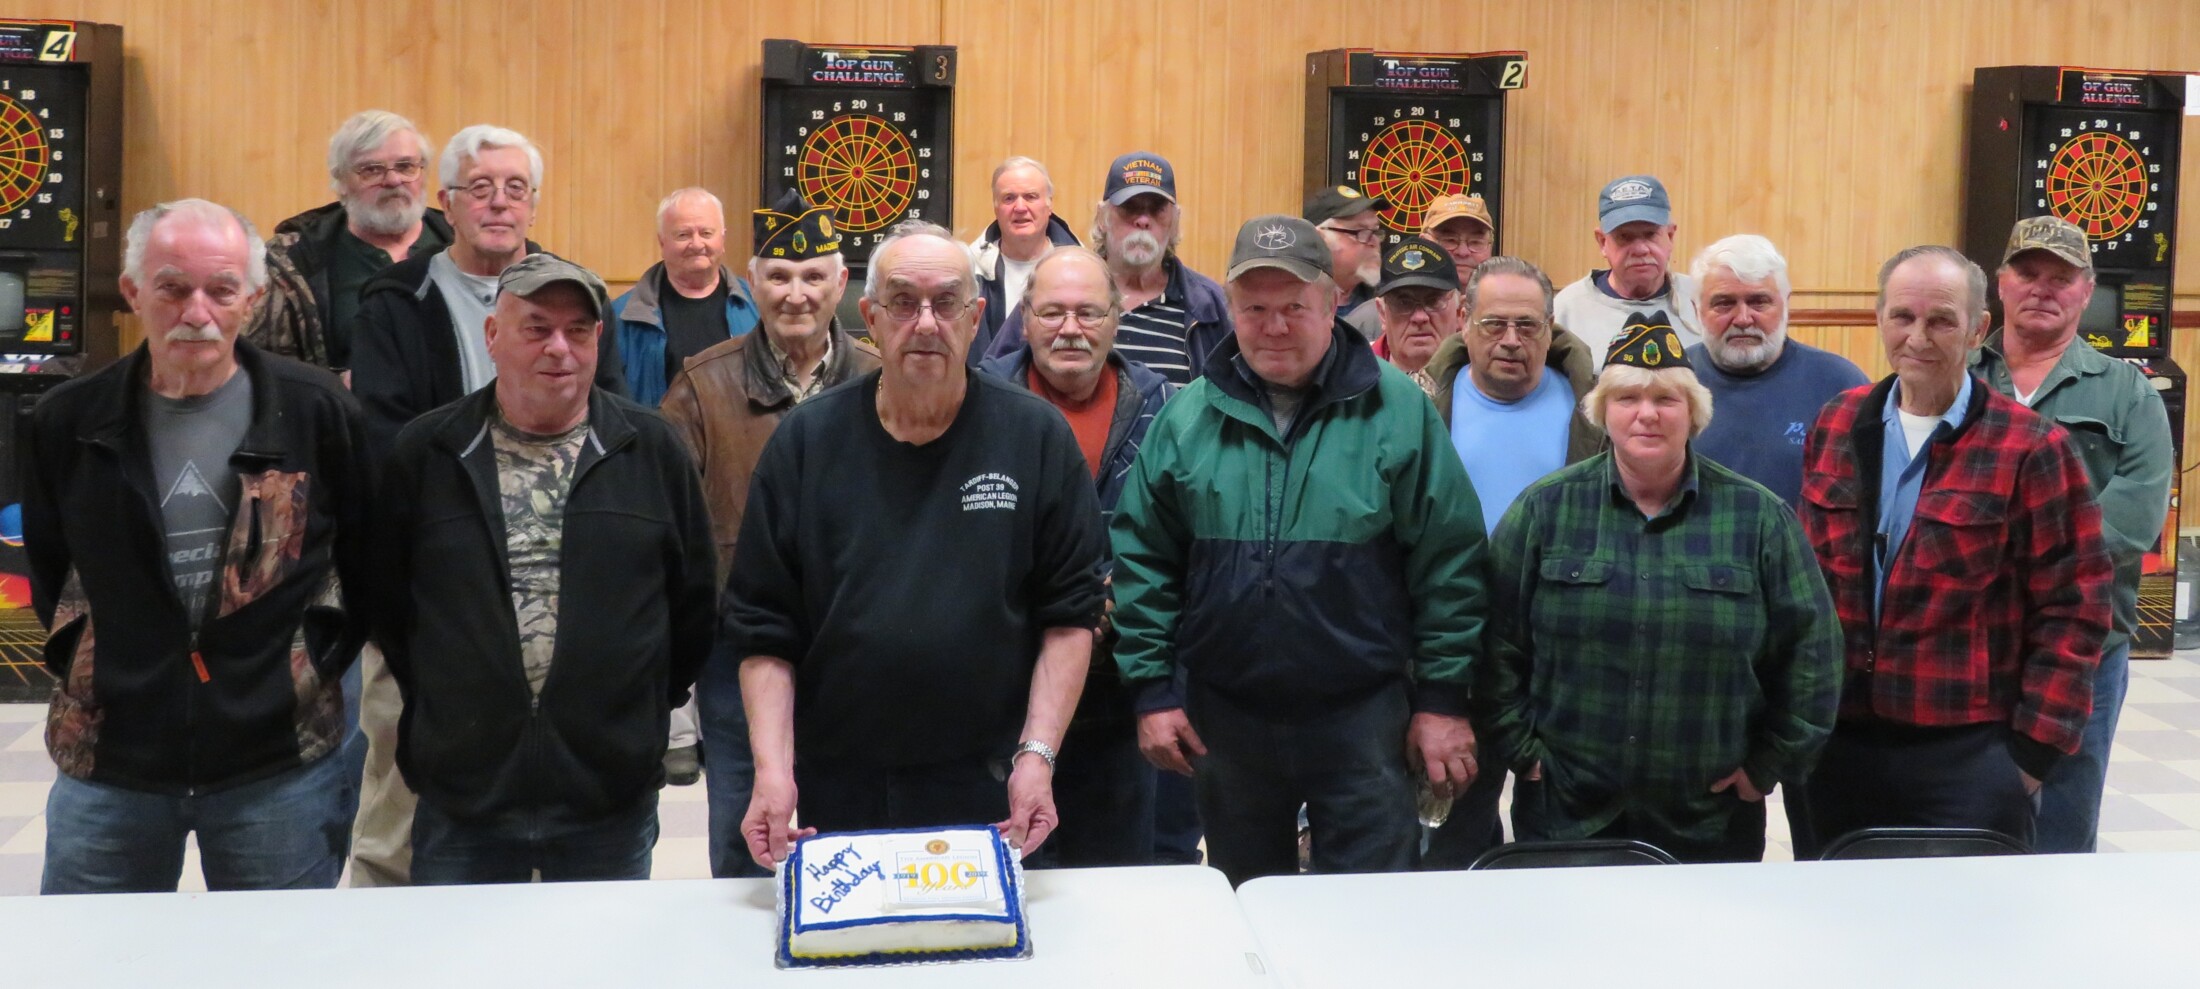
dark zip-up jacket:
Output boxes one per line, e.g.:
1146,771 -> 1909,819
246,200 -> 454,370
1110,321 -> 1489,720
969,214 -> 1081,355
24,341 -> 374,794
377,385 -> 717,827
350,245 -> 627,461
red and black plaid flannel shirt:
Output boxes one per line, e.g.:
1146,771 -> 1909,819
1799,376 -> 2111,778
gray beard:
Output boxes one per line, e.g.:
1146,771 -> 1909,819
343,192 -> 426,237
1707,331 -> 1787,374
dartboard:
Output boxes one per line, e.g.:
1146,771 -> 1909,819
762,84 -> 951,261
0,95 -> 47,214
798,113 -> 916,234
2024,107 -> 2172,261
1326,94 -> 1500,245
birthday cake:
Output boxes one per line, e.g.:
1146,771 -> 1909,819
775,826 -> 1030,968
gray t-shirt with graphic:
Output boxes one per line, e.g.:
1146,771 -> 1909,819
492,412 -> 589,696
144,370 -> 253,628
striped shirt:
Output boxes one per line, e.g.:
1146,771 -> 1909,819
1113,258 -> 1199,386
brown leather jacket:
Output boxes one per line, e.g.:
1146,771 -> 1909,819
659,322 -> 880,584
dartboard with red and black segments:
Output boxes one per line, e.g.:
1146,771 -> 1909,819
761,86 -> 950,262
2021,106 -> 2177,263
1326,93 -> 1501,245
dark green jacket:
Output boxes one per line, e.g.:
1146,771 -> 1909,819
1971,333 -> 2173,651
1427,325 -> 1606,465
1109,322 -> 1489,720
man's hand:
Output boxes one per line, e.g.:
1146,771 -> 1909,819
1137,707 -> 1207,777
1709,767 -> 1765,802
1406,712 -> 1477,799
741,770 -> 815,870
993,754 -> 1059,859
2021,770 -> 2042,796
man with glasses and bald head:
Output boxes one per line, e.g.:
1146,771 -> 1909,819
725,220 -> 1106,870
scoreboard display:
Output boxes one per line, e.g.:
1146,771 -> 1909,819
759,39 -> 955,266
0,18 -> 120,702
1964,65 -> 2188,656
1303,49 -> 1525,247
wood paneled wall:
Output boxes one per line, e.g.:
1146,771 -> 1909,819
13,0 -> 2200,514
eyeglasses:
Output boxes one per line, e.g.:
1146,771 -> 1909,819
879,295 -> 976,323
1319,224 -> 1382,247
450,178 -> 534,203
1030,306 -> 1117,329
1432,231 -> 1494,251
1380,293 -> 1457,318
351,158 -> 425,183
1472,316 -> 1548,340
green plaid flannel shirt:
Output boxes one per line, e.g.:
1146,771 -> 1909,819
1478,451 -> 1842,843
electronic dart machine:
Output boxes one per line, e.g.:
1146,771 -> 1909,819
1303,48 -> 1525,248
1964,65 -> 2187,657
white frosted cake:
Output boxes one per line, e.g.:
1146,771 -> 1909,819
775,826 -> 1029,968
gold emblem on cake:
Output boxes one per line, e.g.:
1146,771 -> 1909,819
925,839 -> 949,855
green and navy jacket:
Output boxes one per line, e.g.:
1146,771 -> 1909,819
1109,321 -> 1489,720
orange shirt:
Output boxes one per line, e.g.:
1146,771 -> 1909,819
1030,365 -> 1118,479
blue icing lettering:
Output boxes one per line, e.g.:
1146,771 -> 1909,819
804,843 -> 865,882
807,860 -> 885,915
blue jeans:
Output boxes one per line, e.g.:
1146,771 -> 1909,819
1188,683 -> 1419,886
42,752 -> 349,894
2036,641 -> 2130,853
410,792 -> 658,885
696,650 -> 767,878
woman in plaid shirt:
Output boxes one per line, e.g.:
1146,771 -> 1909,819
1477,311 -> 1844,863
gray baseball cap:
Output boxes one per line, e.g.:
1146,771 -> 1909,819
496,252 -> 610,320
1226,214 -> 1334,283
1597,174 -> 1672,233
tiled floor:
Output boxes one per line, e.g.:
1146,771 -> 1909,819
7,651 -> 2200,894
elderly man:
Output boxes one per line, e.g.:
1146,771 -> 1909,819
352,124 -> 625,457
1552,175 -> 1706,359
1679,234 -> 1867,858
1685,236 -> 1870,507
249,110 -> 450,371
728,220 -> 1106,868
659,192 -> 878,878
1305,185 -> 1387,316
984,152 -> 1229,387
376,254 -> 716,884
608,187 -> 761,407
979,245 -> 1174,867
1800,246 -> 2113,851
1367,236 -> 1460,394
972,156 -> 1080,349
1971,216 -> 2173,854
1479,313 -> 1843,863
26,200 -> 373,893
1346,193 -> 1493,341
1111,215 -> 1488,886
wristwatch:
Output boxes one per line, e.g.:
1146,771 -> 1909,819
1013,739 -> 1058,770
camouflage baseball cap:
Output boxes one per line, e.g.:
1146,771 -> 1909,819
2002,215 -> 2092,272
496,252 -> 609,320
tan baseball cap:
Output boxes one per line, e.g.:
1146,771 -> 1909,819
1421,194 -> 1494,235
2002,215 -> 2093,272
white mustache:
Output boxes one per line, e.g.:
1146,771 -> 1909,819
1119,231 -> 1162,262
1050,336 -> 1094,353
165,322 -> 223,343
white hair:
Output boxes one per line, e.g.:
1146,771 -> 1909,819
991,156 -> 1054,196
863,220 -> 979,302
1690,234 -> 1791,298
325,110 -> 430,192
123,199 -> 268,291
655,187 -> 724,231
438,124 -> 544,194
1581,363 -> 1715,438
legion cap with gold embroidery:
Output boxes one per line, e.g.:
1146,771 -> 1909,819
753,188 -> 841,260
1604,309 -> 1692,371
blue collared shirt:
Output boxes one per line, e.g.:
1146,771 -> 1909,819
1874,373 -> 1973,619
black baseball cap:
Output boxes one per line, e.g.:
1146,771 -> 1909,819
1104,152 -> 1176,205
1375,236 -> 1460,296
1304,185 -> 1389,225
1226,215 -> 1333,283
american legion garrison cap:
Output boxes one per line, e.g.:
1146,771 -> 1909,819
1604,310 -> 1693,371
753,189 -> 842,260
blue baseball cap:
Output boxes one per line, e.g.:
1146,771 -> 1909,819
1597,174 -> 1671,233
1104,152 -> 1177,205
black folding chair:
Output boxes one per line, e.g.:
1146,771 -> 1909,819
1817,827 -> 2029,860
1468,839 -> 1681,870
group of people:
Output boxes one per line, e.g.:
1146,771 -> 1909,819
23,108 -> 2170,897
